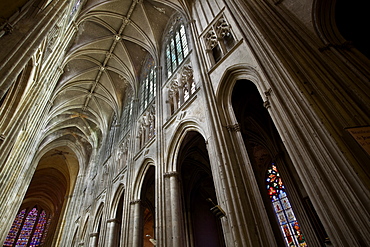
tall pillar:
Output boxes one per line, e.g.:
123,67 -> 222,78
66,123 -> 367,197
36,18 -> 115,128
130,200 -> 142,247
89,232 -> 98,247
106,218 -> 120,247
164,171 -> 184,247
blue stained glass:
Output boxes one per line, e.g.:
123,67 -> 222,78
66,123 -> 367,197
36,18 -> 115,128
266,164 -> 307,247
16,208 -> 38,246
41,218 -> 52,245
4,209 -> 26,246
30,210 -> 47,246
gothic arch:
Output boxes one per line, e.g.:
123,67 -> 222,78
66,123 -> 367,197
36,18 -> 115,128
165,120 -> 206,173
93,203 -> 104,233
3,139 -> 81,246
80,216 -> 89,245
132,159 -> 155,200
215,64 -> 267,117
176,130 -> 226,247
0,57 -> 35,133
313,0 -> 369,59
216,66 -> 327,246
109,184 -> 125,219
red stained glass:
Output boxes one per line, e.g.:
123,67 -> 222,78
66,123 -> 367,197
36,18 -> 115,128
266,164 -> 307,247
30,210 -> 47,246
3,209 -> 26,246
5,207 -> 51,247
16,208 -> 38,246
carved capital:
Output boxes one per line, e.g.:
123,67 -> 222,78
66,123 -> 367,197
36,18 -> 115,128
130,199 -> 141,205
264,88 -> 272,97
226,123 -> 240,132
263,100 -> 271,109
107,218 -> 120,223
164,171 -> 179,178
319,41 -> 354,52
89,232 -> 99,237
1,22 -> 13,36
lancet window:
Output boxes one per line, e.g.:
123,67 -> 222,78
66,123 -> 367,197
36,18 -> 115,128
140,59 -> 156,112
266,164 -> 307,247
204,15 -> 236,64
165,21 -> 189,78
4,207 -> 51,247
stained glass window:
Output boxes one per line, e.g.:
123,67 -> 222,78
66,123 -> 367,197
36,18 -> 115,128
4,207 -> 51,247
140,59 -> 156,112
16,208 -> 38,246
41,218 -> 52,245
266,164 -> 307,247
4,209 -> 26,246
30,210 -> 47,246
166,24 -> 189,78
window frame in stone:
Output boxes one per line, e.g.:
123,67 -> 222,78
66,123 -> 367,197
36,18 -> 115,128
165,23 -> 189,78
139,64 -> 156,113
203,14 -> 236,65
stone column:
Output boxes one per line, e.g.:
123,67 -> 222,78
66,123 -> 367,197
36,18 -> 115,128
178,86 -> 184,105
89,232 -> 99,247
164,171 -> 183,247
166,98 -> 172,117
130,200 -> 142,247
106,218 -> 120,247
173,91 -> 178,112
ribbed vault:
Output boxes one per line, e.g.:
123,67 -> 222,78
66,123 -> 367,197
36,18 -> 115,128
42,0 -> 182,162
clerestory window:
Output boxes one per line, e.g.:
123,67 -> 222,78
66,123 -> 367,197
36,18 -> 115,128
140,62 -> 156,112
166,24 -> 189,78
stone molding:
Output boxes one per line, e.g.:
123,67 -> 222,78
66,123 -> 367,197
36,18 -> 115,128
226,123 -> 240,132
164,171 -> 179,178
107,218 -> 120,223
89,232 -> 99,237
130,199 -> 141,205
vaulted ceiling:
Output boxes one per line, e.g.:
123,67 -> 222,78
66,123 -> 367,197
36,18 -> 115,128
40,0 -> 184,161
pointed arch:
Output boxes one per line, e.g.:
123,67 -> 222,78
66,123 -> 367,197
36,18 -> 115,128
215,65 -> 327,246
165,120 -> 206,173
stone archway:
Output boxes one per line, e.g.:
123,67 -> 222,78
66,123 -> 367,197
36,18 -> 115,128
3,146 -> 79,246
177,131 -> 226,247
230,79 -> 326,246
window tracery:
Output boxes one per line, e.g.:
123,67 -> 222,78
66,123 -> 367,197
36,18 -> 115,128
4,207 -> 51,247
167,64 -> 196,115
140,59 -> 156,113
165,20 -> 189,78
203,15 -> 236,65
266,164 -> 307,247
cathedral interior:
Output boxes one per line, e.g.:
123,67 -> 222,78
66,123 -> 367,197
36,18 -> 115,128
0,0 -> 369,246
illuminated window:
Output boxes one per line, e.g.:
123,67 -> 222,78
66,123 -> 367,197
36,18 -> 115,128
166,24 -> 189,78
266,164 -> 307,247
140,60 -> 156,112
3,209 -> 26,246
4,207 -> 51,247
